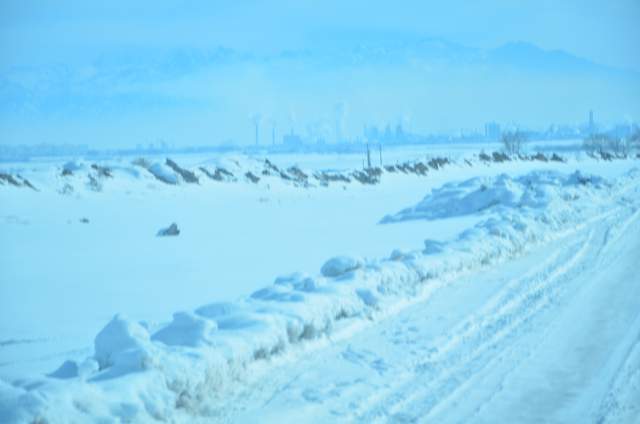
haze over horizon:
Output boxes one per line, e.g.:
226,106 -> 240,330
1,0 -> 639,148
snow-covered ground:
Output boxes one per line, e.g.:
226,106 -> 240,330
0,146 -> 639,423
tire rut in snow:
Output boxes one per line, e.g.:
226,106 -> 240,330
351,214 -> 622,422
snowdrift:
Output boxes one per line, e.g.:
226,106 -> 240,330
1,168 -> 638,423
380,170 -> 608,222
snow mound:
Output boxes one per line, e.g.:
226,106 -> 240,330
147,163 -> 179,185
381,170 -> 610,223
320,255 -> 364,277
93,315 -> 155,377
48,359 -> 98,380
3,168 -> 638,423
151,312 -> 217,347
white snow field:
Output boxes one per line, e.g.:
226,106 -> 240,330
0,148 -> 639,423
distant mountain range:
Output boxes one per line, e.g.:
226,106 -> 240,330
2,37 -> 636,92
0,37 -> 637,128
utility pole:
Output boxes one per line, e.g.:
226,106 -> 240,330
379,144 -> 382,167
366,143 -> 371,169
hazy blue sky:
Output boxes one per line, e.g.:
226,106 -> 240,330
2,0 -> 639,70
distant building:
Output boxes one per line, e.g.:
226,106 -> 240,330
484,122 -> 501,140
283,130 -> 303,147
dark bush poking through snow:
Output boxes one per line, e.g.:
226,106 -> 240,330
157,223 -> 180,237
91,164 -> 113,178
199,166 -> 236,182
0,172 -> 38,190
166,158 -> 199,184
245,172 -> 260,183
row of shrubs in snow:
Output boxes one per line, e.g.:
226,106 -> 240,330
3,150 -> 639,193
129,157 -> 452,187
5,168 -> 638,422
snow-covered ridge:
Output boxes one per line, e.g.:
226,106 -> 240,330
2,167 -> 639,423
0,155 -> 454,193
1,151 -> 636,196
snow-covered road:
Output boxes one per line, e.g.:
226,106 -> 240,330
231,195 -> 640,423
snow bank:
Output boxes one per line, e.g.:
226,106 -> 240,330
380,170 -> 610,223
320,256 -> 364,277
2,168 -> 638,423
147,163 -> 179,185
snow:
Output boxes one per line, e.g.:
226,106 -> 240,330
320,256 -> 364,277
147,162 -> 180,185
151,312 -> 217,348
93,314 -> 153,374
381,170 -> 610,223
234,207 -> 640,423
1,148 -> 639,422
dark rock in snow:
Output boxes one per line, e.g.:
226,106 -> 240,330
157,223 -> 180,237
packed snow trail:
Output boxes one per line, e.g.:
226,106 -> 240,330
231,200 -> 640,423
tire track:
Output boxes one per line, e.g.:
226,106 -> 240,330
353,206 -> 638,422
